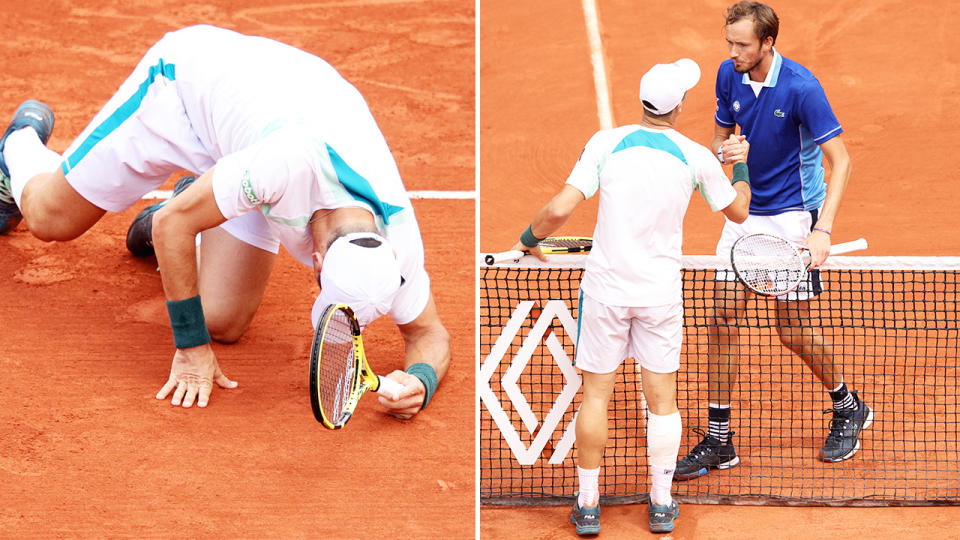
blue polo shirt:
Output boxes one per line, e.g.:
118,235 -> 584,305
715,51 -> 842,215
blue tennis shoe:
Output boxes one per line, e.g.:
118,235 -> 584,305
570,498 -> 600,536
0,100 -> 55,234
648,499 -> 679,533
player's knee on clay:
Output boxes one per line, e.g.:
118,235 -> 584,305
25,212 -> 86,243
204,308 -> 254,344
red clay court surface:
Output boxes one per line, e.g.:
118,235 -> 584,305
0,1 -> 474,537
480,0 -> 960,538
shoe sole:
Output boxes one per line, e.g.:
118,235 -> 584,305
650,522 -> 676,533
673,455 -> 740,481
819,407 -> 874,462
570,514 -> 600,536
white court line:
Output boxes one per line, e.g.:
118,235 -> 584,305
141,189 -> 475,200
408,190 -> 475,200
581,0 -> 615,130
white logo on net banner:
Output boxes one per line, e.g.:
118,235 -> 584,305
480,300 -> 582,465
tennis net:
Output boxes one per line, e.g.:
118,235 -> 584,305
479,254 -> 960,506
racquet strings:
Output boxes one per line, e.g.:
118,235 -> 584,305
733,234 -> 806,295
318,307 -> 357,425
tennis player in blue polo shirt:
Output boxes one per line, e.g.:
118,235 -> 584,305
675,1 -> 872,480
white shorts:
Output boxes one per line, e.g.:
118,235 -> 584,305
60,34 -> 215,212
217,211 -> 281,254
574,291 -> 682,375
716,208 -> 823,302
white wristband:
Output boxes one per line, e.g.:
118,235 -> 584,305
716,147 -> 726,164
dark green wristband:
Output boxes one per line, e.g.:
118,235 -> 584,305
406,362 -> 438,410
520,225 -> 546,248
732,161 -> 750,186
166,295 -> 212,349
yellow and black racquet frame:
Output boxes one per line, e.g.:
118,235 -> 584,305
309,303 -> 402,429
483,236 -> 592,265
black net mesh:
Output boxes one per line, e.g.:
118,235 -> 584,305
479,257 -> 960,506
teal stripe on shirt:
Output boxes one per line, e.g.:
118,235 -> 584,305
61,60 -> 176,174
325,143 -> 404,224
612,129 -> 687,165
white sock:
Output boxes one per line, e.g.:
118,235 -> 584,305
650,465 -> 675,506
577,466 -> 600,508
647,411 -> 682,506
4,127 -> 62,205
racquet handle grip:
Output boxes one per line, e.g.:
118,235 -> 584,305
376,375 -> 403,401
484,249 -> 526,265
830,237 -> 868,255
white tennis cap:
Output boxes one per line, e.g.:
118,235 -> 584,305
311,232 -> 403,329
638,58 -> 701,115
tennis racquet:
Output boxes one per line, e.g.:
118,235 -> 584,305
309,303 -> 403,429
484,236 -> 592,265
730,233 -> 868,296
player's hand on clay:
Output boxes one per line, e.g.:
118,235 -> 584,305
722,134 -> 749,163
156,344 -> 238,408
805,229 -> 831,268
378,369 -> 427,419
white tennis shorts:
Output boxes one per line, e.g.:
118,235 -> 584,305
716,208 -> 823,301
60,34 -> 215,212
574,291 -> 683,375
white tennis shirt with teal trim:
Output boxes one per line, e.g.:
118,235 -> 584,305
52,24 -> 428,323
162,26 -> 424,272
566,125 -> 736,307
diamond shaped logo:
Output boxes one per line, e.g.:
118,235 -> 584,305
480,300 -> 581,465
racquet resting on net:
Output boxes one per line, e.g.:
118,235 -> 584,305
731,233 -> 868,296
309,303 -> 403,429
484,236 -> 592,265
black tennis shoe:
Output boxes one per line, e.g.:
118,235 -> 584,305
674,429 -> 740,480
819,392 -> 873,462
0,100 -> 55,234
125,175 -> 196,257
569,498 -> 600,536
648,499 -> 679,533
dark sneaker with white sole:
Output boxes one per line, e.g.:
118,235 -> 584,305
674,429 -> 740,480
125,174 -> 196,257
819,391 -> 873,462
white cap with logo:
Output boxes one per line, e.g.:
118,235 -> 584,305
638,58 -> 701,115
311,232 -> 403,329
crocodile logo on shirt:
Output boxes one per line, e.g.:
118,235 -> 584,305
241,170 -> 260,205
774,109 -> 786,118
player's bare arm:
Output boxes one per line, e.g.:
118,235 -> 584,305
152,167 -> 237,408
379,294 -> 451,419
723,182 -> 752,224
806,135 -> 852,268
509,184 -> 586,260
